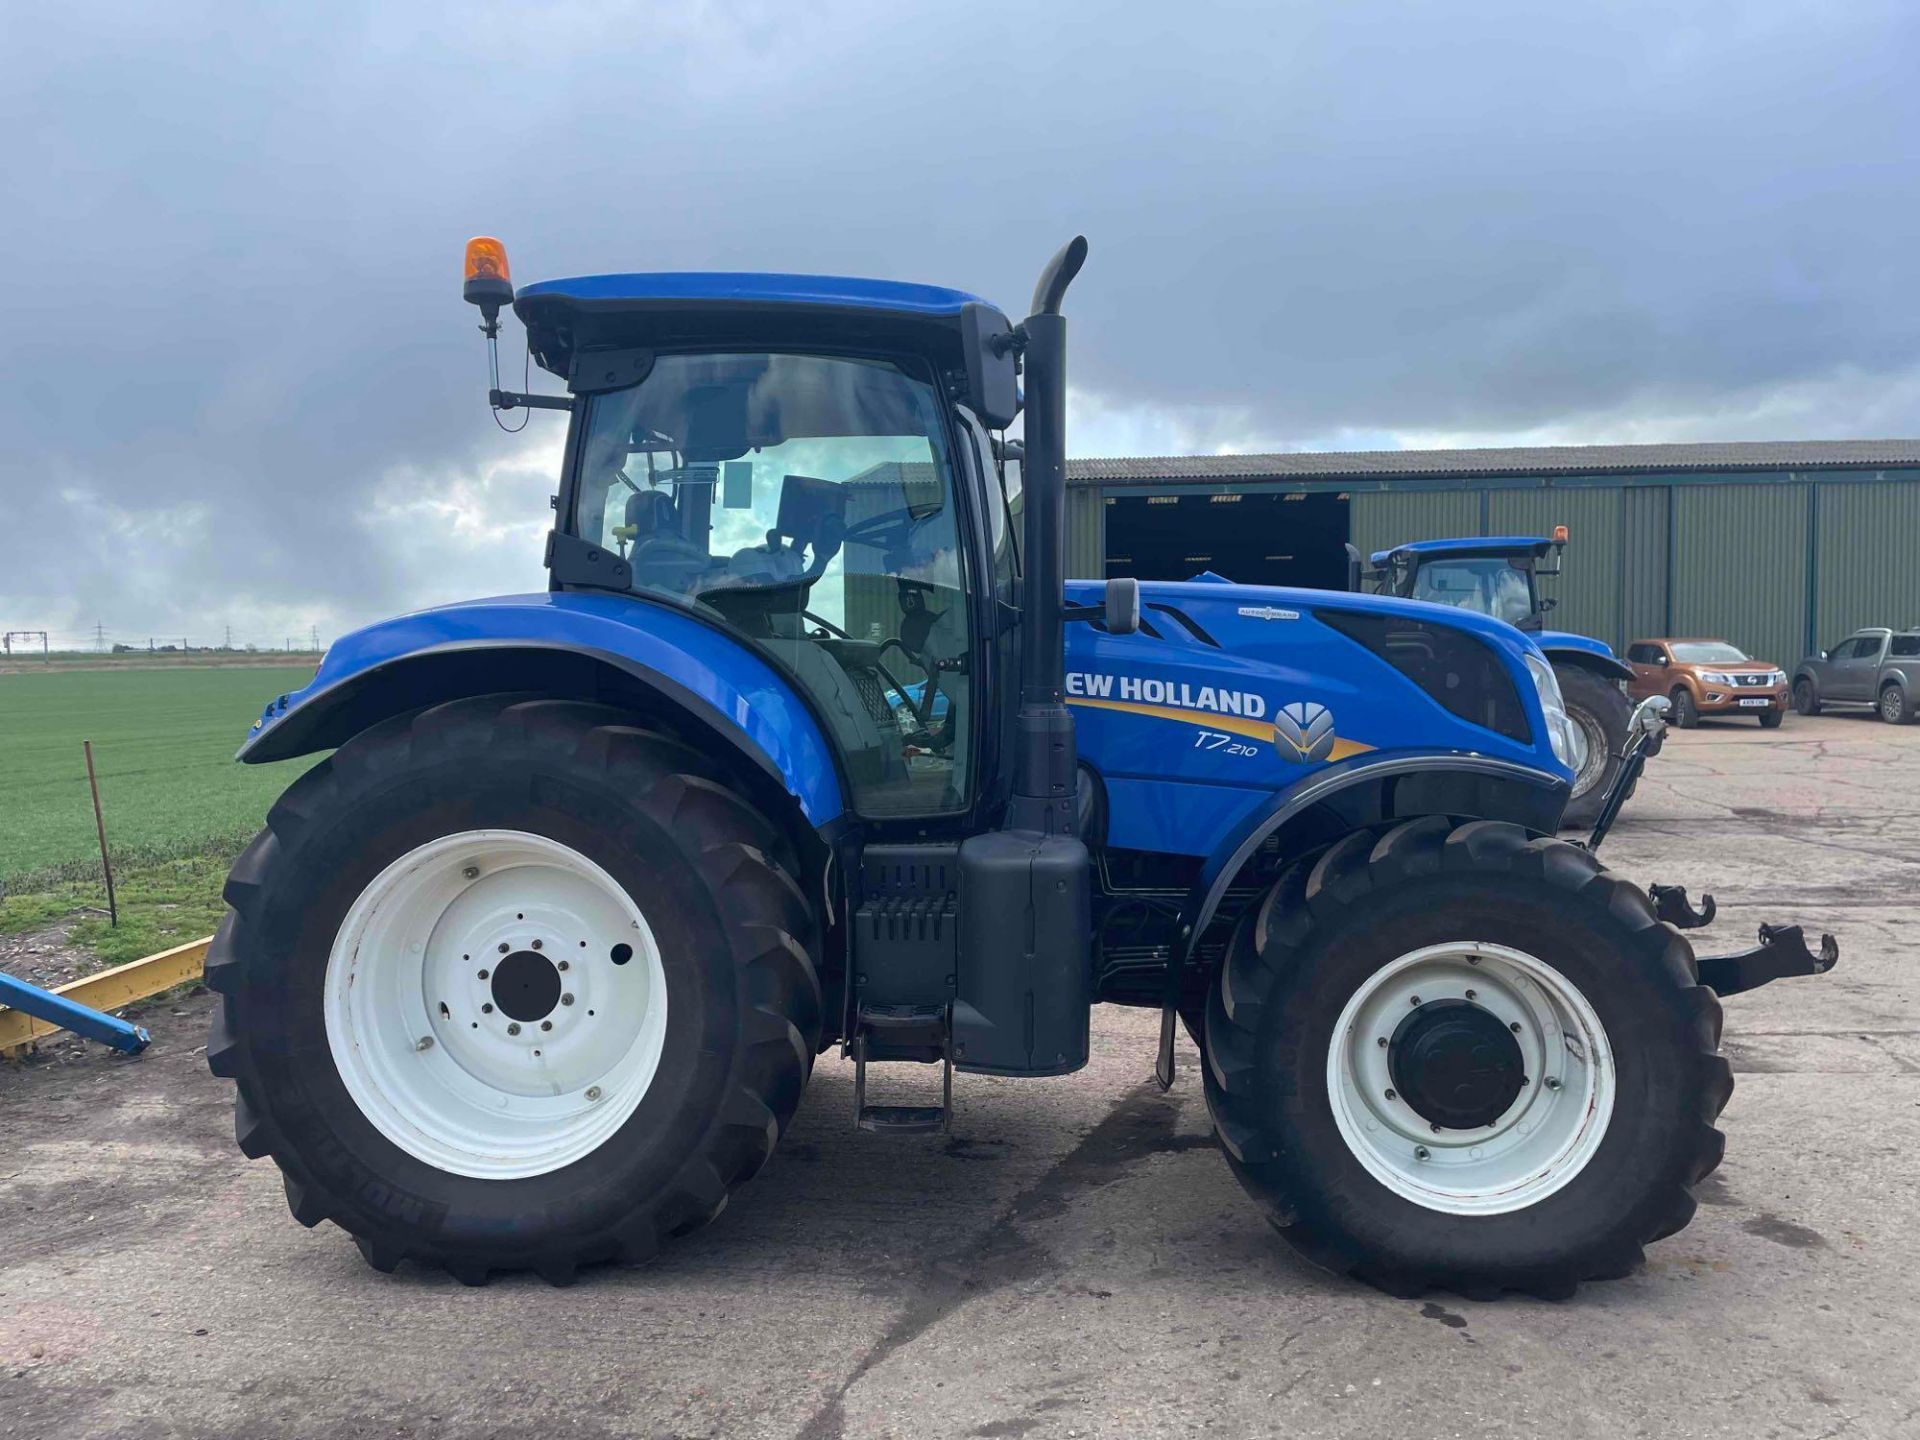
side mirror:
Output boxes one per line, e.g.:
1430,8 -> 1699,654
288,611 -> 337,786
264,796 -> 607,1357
1104,577 -> 1141,635
1656,654 -> 1669,667
1343,543 -> 1365,593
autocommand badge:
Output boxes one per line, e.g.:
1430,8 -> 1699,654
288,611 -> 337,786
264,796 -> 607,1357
1273,701 -> 1337,763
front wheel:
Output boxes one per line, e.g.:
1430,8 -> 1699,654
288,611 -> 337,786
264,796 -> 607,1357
1758,708 -> 1785,729
1793,678 -> 1821,715
1555,667 -> 1632,829
1670,686 -> 1700,728
1203,817 -> 1730,1297
206,696 -> 821,1284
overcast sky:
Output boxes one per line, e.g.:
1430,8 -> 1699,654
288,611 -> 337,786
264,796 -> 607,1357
3,0 -> 1916,649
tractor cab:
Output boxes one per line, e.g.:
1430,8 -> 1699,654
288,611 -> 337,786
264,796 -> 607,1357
1358,534 -> 1565,631
514,272 -> 1029,823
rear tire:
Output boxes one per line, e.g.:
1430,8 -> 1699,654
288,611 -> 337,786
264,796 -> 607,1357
206,695 -> 820,1284
1793,678 -> 1821,716
1879,684 -> 1913,725
1202,818 -> 1729,1297
1556,667 -> 1631,829
1670,686 -> 1699,729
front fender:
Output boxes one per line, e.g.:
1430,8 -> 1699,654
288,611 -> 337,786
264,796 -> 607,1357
1171,752 -> 1567,973
1538,632 -> 1633,684
240,592 -> 845,826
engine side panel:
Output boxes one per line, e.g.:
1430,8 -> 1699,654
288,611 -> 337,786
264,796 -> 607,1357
1064,579 -> 1567,856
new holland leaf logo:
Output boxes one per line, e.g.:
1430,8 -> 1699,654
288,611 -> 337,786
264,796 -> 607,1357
1273,701 -> 1337,764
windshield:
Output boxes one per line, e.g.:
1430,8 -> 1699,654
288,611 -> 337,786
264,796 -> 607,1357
1670,642 -> 1751,665
1409,558 -> 1536,626
570,351 -> 973,818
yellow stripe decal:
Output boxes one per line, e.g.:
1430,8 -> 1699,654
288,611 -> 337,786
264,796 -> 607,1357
1066,696 -> 1373,760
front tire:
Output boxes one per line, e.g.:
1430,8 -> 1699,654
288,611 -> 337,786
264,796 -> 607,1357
206,696 -> 820,1284
1793,678 -> 1821,716
1202,818 -> 1729,1297
1670,686 -> 1700,728
1758,708 -> 1784,729
1556,667 -> 1632,829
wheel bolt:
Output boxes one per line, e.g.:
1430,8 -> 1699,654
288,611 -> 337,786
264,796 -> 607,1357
498,942 -> 510,954
1376,1036 -> 1388,1048
1415,1146 -> 1431,1161
561,994 -> 574,1007
1465,989 -> 1477,1000
586,1086 -> 603,1102
541,1020 -> 553,1031
1510,1021 -> 1522,1033
482,1003 -> 494,1014
478,968 -> 490,980
531,939 -> 543,951
1409,995 -> 1421,1006
462,866 -> 480,880
1431,1123 -> 1442,1133
416,1036 -> 434,1052
1544,1076 -> 1562,1092
558,960 -> 570,972
1384,1088 -> 1397,1101
507,1022 -> 520,1035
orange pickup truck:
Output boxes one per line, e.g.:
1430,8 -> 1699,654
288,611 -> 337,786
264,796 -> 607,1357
1624,638 -> 1789,728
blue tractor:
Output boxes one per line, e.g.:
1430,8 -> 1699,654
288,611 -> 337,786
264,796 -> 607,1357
205,237 -> 1836,1296
1353,535 -> 1637,829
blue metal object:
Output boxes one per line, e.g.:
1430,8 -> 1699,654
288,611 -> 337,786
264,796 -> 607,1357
241,591 -> 847,825
0,969 -> 151,1054
514,271 -> 988,317
1062,577 -> 1568,855
1369,535 -> 1558,566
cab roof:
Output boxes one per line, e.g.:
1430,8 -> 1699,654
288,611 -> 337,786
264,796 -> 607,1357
1370,536 -> 1557,567
514,271 -> 989,316
512,272 -> 1005,381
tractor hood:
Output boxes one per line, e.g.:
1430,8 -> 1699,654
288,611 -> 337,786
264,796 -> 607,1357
1062,576 -> 1571,855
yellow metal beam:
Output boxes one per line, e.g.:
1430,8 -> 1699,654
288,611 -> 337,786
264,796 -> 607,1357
0,935 -> 211,1055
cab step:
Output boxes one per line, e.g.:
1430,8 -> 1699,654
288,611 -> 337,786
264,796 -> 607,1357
852,1004 -> 953,1135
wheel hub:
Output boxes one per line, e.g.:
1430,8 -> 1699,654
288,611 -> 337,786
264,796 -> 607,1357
491,949 -> 562,1022
1388,998 -> 1525,1130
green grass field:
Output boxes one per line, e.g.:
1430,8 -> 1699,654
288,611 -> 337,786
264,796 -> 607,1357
1,666 -> 322,965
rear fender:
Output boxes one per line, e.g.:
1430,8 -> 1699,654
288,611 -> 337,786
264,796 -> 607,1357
240,592 -> 846,827
1171,752 -> 1567,972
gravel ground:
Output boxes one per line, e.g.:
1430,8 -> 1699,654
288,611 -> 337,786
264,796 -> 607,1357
3,711 -> 1916,1439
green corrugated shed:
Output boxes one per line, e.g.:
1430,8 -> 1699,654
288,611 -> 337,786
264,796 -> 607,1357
1066,441 -> 1920,664
1815,482 -> 1920,650
1671,482 -> 1809,667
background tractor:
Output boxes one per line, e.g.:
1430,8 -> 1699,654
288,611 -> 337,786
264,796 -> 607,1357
1350,534 -> 1636,828
205,236 -> 1833,1297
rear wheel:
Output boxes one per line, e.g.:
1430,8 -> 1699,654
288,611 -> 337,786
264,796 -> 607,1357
206,695 -> 820,1284
1670,686 -> 1699,729
1203,817 -> 1729,1297
1793,678 -> 1821,716
1556,667 -> 1631,829
1879,684 -> 1913,725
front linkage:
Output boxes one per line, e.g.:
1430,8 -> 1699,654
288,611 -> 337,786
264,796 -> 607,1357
1585,697 -> 1841,998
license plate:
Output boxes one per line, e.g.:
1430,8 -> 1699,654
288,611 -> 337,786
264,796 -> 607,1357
1738,697 -> 1771,708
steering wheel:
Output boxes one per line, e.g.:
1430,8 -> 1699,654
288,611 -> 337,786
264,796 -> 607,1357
840,508 -> 919,555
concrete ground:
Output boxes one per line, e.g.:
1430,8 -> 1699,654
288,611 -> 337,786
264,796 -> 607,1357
4,710 -> 1917,1439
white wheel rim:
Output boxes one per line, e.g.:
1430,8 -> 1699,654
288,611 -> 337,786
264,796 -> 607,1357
324,830 -> 669,1180
1326,941 -> 1614,1215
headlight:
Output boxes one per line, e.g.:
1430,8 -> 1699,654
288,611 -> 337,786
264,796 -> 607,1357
1700,670 -> 1732,685
1770,669 -> 1787,685
1524,652 -> 1577,770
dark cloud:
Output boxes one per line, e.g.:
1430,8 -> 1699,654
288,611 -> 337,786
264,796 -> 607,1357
3,0 -> 1916,642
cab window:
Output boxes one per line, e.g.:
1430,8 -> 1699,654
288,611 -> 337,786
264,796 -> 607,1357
572,352 -> 974,818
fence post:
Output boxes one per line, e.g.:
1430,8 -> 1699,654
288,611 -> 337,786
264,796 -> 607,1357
83,740 -> 117,926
